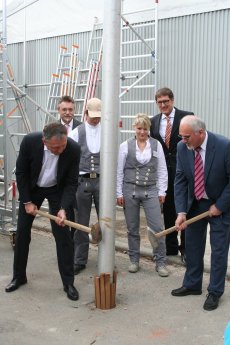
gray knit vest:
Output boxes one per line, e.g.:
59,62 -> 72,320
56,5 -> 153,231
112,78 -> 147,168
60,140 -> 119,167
78,124 -> 100,173
124,137 -> 158,186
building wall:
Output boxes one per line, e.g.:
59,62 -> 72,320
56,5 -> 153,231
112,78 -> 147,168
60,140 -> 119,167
6,8 -> 230,138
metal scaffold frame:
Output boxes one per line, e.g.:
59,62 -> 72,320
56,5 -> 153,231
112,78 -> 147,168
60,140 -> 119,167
119,0 -> 158,141
0,0 -> 54,236
0,0 -> 159,238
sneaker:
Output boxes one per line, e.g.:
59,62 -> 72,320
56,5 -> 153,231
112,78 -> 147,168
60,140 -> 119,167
128,262 -> 139,273
203,293 -> 219,311
156,265 -> 169,277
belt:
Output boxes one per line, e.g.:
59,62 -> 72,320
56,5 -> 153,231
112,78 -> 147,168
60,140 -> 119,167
81,173 -> 100,179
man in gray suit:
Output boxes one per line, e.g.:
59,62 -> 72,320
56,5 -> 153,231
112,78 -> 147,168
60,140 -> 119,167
171,116 -> 230,311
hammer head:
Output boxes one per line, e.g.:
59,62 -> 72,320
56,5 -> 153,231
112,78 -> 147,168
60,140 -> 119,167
91,222 -> 102,244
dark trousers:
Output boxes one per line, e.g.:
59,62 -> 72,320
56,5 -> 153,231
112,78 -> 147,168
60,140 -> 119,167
13,185 -> 74,286
163,180 -> 185,255
183,199 -> 230,296
74,177 -> 99,265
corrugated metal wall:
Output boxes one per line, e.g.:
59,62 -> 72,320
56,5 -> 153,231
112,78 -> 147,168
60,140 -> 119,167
6,8 -> 230,138
157,9 -> 230,137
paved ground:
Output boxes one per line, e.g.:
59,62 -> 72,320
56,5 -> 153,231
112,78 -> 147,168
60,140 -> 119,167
0,208 -> 230,345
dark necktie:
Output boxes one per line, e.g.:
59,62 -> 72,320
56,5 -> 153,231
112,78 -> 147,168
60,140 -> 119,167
194,147 -> 205,200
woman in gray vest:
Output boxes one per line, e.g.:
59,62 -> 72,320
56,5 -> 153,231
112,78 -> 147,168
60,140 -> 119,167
117,113 -> 169,276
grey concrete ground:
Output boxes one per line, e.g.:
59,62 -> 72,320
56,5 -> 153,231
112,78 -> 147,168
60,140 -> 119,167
1,208 -> 230,345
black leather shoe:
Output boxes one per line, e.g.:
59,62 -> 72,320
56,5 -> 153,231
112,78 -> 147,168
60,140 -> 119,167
171,286 -> 202,296
203,293 -> 219,311
74,264 -> 86,275
181,253 -> 186,265
5,278 -> 27,293
63,284 -> 79,301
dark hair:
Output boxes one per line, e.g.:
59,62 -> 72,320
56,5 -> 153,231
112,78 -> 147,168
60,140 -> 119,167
155,87 -> 174,102
43,122 -> 67,141
58,95 -> 75,105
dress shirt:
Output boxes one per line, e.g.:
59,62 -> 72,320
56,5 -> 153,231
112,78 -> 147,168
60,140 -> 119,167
61,119 -> 73,133
159,108 -> 175,142
117,138 -> 168,197
37,146 -> 59,187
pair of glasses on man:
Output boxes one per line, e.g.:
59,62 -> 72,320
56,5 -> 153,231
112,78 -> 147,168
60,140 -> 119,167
156,99 -> 170,105
178,134 -> 190,140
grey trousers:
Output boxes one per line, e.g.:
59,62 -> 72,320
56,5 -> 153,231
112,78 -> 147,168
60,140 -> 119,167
123,183 -> 166,265
74,176 -> 99,265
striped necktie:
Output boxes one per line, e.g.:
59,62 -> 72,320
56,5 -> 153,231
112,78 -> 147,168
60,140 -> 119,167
165,116 -> 172,148
194,147 -> 205,200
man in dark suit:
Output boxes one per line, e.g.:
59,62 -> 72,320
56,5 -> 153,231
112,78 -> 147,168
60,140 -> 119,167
58,95 -> 81,238
58,95 -> 81,131
150,87 -> 194,259
171,116 -> 230,311
5,123 -> 81,301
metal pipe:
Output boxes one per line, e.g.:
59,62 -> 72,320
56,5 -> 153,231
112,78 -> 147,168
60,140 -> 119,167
98,0 -> 121,276
6,79 -> 56,121
2,0 -> 8,207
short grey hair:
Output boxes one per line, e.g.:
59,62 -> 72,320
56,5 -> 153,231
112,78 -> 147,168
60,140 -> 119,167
43,122 -> 67,141
180,115 -> 206,132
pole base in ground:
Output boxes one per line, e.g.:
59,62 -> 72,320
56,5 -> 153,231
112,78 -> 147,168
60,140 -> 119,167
94,271 -> 117,309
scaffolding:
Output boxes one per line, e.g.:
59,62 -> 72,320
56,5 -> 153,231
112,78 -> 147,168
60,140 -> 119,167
119,2 -> 158,142
0,1 -> 159,236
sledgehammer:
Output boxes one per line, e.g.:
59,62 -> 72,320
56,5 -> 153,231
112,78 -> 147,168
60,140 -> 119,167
154,211 -> 210,239
36,209 -> 102,244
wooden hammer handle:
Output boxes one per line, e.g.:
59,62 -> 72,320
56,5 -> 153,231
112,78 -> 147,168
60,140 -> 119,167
155,211 -> 210,238
36,209 -> 91,234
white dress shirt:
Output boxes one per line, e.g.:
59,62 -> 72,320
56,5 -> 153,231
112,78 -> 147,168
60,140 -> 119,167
61,119 -> 73,133
159,108 -> 175,142
37,146 -> 59,187
117,138 -> 168,197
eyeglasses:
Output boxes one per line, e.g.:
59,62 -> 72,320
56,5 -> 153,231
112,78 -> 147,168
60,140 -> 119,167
178,134 -> 191,140
156,99 -> 170,105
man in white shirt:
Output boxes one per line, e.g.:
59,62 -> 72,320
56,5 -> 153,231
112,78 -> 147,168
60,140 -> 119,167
69,98 -> 101,275
5,123 -> 81,301
58,95 -> 81,238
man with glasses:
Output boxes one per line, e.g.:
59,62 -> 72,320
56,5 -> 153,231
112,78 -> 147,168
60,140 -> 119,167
150,87 -> 194,262
172,116 -> 230,311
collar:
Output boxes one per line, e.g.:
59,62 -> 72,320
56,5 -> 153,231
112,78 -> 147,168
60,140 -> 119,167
162,107 -> 175,120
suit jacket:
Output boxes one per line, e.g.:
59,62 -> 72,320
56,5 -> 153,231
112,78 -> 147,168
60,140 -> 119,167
150,108 -> 194,180
16,132 -> 81,210
72,118 -> 81,129
174,131 -> 230,224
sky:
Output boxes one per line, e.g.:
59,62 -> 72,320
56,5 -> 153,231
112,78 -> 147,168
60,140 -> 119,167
1,0 -> 229,43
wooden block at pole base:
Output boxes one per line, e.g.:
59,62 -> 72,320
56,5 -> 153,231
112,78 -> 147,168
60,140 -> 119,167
94,276 -> 101,309
94,271 -> 118,309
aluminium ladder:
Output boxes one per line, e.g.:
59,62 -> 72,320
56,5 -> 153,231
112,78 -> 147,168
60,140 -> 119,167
75,18 -> 103,122
45,44 -> 80,123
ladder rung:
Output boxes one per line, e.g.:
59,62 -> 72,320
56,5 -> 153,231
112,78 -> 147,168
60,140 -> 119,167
121,54 -> 152,60
120,100 -> 153,104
